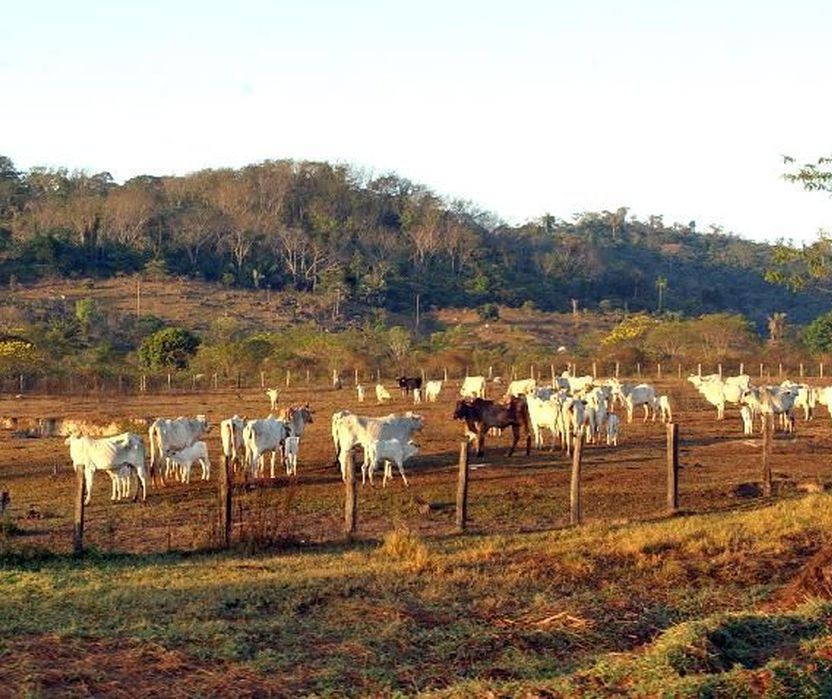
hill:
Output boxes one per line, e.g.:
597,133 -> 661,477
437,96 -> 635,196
0,156 -> 826,330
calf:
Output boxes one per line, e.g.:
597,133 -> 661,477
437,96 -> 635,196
365,438 -> 419,487
376,384 -> 392,404
166,441 -> 210,484
424,380 -> 443,402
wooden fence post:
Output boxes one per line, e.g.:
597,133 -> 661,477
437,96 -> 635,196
615,361 -> 620,379
167,373 -> 171,390
456,441 -> 469,533
286,370 -> 291,388
570,432 -> 584,526
344,451 -> 357,537
697,363 -> 702,378
739,362 -> 744,375
637,362 -> 641,378
218,455 -> 232,548
657,362 -> 662,379
73,468 -> 86,555
718,363 -> 723,379
677,363 -> 682,379
444,367 -> 448,382
800,362 -> 804,378
592,361 -> 597,379
667,423 -> 679,514
762,413 -> 773,497
759,363 -> 764,379
821,362 -> 825,379
778,363 -> 783,378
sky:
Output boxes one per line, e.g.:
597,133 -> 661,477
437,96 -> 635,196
1,0 -> 831,244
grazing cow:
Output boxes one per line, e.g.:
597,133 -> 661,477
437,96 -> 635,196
243,416 -> 292,478
220,415 -> 245,472
376,384 -> 392,404
356,384 -> 365,403
460,375 -> 487,399
397,376 -> 422,396
166,441 -> 210,483
266,388 -> 281,412
284,435 -> 300,476
148,415 -> 210,483
655,395 -> 672,423
424,380 -> 443,402
606,413 -> 621,446
688,374 -> 750,420
66,432 -> 148,504
452,396 -> 531,457
365,438 -> 419,487
505,378 -> 537,398
332,411 -> 424,481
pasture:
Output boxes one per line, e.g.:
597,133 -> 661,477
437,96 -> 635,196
2,377 -> 832,695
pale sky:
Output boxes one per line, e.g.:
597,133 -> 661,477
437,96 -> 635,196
2,0 -> 831,243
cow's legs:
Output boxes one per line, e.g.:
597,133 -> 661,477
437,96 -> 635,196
507,424 -> 519,457
476,425 -> 486,457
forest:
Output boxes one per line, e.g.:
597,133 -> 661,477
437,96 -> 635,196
0,155 -> 825,328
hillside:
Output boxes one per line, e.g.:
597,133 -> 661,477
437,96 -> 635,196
0,156 -> 826,330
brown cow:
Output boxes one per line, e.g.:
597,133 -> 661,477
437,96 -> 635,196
452,396 -> 532,457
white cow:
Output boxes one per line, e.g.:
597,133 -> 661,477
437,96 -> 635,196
284,435 -> 300,476
66,432 -> 148,504
460,376 -> 486,399
376,384 -> 392,404
266,388 -> 280,412
243,416 -> 292,478
606,413 -> 621,446
526,394 -> 564,450
148,415 -> 210,483
740,404 -> 755,435
424,380 -> 443,402
166,441 -> 210,484
220,415 -> 245,472
561,372 -> 594,395
654,395 -> 672,423
356,384 -> 365,403
741,385 -> 799,433
688,374 -> 751,420
613,383 -> 657,423
782,381 -> 816,421
506,378 -> 537,397
332,411 -> 424,481
365,438 -> 419,487
278,404 -> 314,438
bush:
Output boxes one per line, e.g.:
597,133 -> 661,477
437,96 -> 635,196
478,303 -> 500,321
804,311 -> 832,354
138,327 -> 200,370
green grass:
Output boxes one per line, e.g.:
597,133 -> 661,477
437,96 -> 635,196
3,494 -> 832,695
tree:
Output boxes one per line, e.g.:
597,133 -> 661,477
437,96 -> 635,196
804,311 -> 832,354
138,327 -> 200,370
655,276 -> 668,312
766,155 -> 832,291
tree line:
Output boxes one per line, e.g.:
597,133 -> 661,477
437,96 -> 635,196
0,155 -> 824,326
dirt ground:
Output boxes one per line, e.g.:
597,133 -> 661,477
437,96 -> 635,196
1,376 -> 829,557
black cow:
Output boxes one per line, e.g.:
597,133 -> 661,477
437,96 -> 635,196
452,396 -> 532,457
397,376 -> 422,397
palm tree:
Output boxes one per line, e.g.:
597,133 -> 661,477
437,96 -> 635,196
656,276 -> 668,313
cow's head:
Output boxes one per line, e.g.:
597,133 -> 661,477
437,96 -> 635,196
403,440 -> 420,462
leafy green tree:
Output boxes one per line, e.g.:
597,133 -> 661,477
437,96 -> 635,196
804,311 -> 832,354
138,327 -> 200,370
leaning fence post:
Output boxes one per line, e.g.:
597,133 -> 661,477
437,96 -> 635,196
570,432 -> 584,526
456,441 -> 469,533
667,423 -> 679,514
218,455 -> 232,548
762,413 -> 773,497
344,452 -> 357,537
73,468 -> 86,555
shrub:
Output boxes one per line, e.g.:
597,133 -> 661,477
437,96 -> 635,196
478,303 -> 500,321
804,311 -> 832,354
138,327 -> 200,370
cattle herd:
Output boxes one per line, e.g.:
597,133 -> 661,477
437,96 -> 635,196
59,368 -> 826,506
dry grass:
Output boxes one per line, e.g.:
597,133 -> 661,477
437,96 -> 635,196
1,377 -> 832,694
